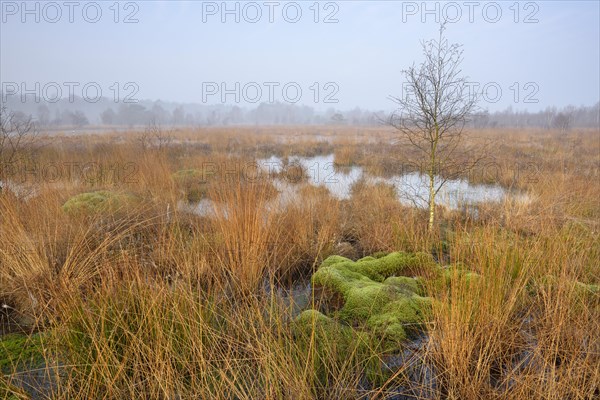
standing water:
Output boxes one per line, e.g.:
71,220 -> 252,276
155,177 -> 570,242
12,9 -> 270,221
257,154 -> 521,208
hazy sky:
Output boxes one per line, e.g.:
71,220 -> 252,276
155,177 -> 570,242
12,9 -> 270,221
1,1 -> 599,111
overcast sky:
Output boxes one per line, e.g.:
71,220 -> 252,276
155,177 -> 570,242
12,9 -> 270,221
1,1 -> 599,111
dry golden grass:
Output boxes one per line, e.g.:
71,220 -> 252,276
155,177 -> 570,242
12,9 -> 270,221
0,125 -> 598,399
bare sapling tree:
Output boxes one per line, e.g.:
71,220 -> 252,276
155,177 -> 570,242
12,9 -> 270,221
389,24 -> 484,231
138,118 -> 174,152
0,106 -> 39,190
552,110 -> 573,133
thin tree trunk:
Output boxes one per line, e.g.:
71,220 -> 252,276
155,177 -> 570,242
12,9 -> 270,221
428,171 -> 435,231
428,127 -> 439,232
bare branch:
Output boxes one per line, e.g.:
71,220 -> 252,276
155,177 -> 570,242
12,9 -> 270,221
0,106 -> 39,182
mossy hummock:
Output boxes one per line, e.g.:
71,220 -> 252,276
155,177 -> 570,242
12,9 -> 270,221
0,333 -> 45,374
173,168 -> 215,202
314,251 -> 436,287
172,168 -> 215,182
292,309 -> 376,385
530,275 -> 599,301
308,252 -> 437,347
62,190 -> 138,214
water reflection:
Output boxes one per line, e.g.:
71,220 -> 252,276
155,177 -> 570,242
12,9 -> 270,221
258,154 -> 516,208
179,154 -> 526,217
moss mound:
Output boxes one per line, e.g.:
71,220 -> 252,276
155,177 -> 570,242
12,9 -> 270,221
292,310 -> 372,386
0,333 -> 45,374
530,275 -> 600,302
293,309 -> 364,346
172,168 -> 213,181
575,281 -> 599,296
173,168 -> 216,202
307,252 -> 437,349
62,190 -> 138,215
313,251 -> 435,292
440,267 -> 481,287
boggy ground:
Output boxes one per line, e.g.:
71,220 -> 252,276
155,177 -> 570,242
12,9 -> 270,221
0,126 -> 598,399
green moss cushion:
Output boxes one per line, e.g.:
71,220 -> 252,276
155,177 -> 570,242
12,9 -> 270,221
307,252 -> 438,349
62,190 -> 138,214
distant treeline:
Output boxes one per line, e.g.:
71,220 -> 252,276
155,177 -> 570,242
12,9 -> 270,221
1,95 -> 598,130
469,104 -> 599,130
